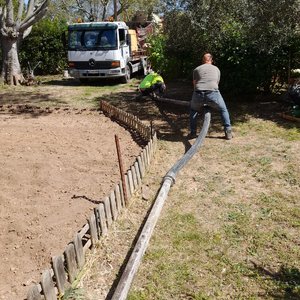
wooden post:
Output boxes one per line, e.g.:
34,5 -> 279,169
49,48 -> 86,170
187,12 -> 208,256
115,134 -> 128,205
27,285 -> 42,300
150,120 -> 153,138
41,270 -> 56,300
52,255 -> 66,295
64,244 -> 78,283
73,233 -> 85,268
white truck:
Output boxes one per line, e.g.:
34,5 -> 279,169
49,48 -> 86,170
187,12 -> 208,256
67,21 -> 149,83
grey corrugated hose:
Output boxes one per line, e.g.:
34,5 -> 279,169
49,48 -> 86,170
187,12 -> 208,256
111,108 -> 211,300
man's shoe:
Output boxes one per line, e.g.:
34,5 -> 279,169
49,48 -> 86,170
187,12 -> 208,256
187,132 -> 197,139
225,129 -> 233,140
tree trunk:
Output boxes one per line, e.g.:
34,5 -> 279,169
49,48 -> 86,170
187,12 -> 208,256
1,36 -> 25,85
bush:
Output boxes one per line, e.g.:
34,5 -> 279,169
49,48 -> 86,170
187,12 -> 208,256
19,18 -> 68,75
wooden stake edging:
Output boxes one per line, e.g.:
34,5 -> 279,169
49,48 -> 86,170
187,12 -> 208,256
115,184 -> 122,212
134,161 -> 141,186
97,203 -> 108,236
109,190 -> 118,221
88,214 -> 98,246
119,181 -> 125,207
52,255 -> 66,295
102,196 -> 113,227
27,285 -> 42,300
131,165 -> 138,190
73,233 -> 84,268
64,243 -> 78,283
137,155 -> 145,178
26,100 -> 158,300
125,174 -> 131,199
142,148 -> 148,170
41,269 -> 56,300
127,170 -> 134,195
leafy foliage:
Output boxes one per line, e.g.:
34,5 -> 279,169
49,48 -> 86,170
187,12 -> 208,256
19,18 -> 68,75
155,0 -> 300,93
147,34 -> 167,74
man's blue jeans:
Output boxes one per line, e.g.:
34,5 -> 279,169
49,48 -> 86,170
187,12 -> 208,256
190,90 -> 231,134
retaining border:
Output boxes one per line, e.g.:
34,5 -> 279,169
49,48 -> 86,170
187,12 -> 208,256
26,100 -> 157,300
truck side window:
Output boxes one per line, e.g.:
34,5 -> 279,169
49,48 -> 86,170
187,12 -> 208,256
119,29 -> 126,46
69,31 -> 82,49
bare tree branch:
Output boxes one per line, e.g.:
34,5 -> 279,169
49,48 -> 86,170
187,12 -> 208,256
17,0 -> 24,23
6,0 -> 14,26
22,26 -> 32,39
26,0 -> 35,19
75,0 -> 92,17
0,7 -> 4,27
20,0 -> 48,32
100,0 -> 110,20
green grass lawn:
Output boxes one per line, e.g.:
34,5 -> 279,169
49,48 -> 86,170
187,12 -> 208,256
127,116 -> 300,300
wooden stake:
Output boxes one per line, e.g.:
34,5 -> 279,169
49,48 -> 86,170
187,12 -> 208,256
115,134 -> 128,205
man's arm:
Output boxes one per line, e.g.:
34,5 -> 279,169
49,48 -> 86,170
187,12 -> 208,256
192,69 -> 196,89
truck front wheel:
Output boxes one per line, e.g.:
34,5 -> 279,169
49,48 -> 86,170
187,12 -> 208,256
121,65 -> 131,83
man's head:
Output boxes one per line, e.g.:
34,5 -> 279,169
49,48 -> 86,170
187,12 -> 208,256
202,53 -> 213,64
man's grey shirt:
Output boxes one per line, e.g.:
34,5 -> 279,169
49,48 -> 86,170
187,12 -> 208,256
193,63 -> 220,91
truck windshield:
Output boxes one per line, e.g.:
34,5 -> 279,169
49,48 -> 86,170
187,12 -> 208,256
68,29 -> 117,50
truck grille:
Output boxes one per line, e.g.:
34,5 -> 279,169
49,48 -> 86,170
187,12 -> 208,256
72,61 -> 113,70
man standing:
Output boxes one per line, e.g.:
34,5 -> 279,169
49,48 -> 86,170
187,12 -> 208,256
189,53 -> 232,140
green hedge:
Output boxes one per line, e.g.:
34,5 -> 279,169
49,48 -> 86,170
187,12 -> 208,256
19,18 -> 68,75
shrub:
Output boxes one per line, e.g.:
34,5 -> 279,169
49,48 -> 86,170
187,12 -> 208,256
19,18 -> 68,75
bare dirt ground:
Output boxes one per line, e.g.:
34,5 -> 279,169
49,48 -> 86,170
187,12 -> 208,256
0,96 -> 143,299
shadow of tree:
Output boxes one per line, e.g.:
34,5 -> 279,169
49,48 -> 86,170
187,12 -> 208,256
43,77 -> 124,87
1,78 -> 299,134
43,74 -> 145,87
251,261 -> 300,299
97,79 -> 300,139
96,89 -> 192,147
227,92 -> 300,131
0,91 -> 66,107
42,78 -> 82,87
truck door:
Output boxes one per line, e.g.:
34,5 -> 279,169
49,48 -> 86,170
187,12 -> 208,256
119,28 -> 130,62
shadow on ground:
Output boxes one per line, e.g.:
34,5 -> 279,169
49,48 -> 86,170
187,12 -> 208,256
0,91 -> 67,107
96,79 -> 299,147
43,77 -> 124,87
251,261 -> 300,299
0,78 -> 299,138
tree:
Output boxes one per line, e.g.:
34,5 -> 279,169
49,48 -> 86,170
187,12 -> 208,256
0,0 -> 49,85
57,0 -> 160,23
160,0 -> 300,92
59,0 -> 110,22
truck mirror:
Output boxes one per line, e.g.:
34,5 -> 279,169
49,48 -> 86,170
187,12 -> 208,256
126,34 -> 131,47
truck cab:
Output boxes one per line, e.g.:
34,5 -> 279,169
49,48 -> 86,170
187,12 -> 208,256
67,21 -> 147,83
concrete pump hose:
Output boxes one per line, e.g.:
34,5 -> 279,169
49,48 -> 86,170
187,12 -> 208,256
165,107 -> 211,183
111,108 -> 211,300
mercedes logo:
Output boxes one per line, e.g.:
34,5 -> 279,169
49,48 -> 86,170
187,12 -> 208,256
89,58 -> 96,67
